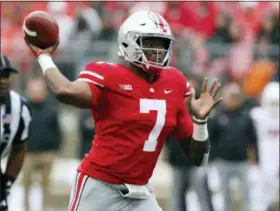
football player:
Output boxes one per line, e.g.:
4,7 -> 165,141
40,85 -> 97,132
25,11 -> 222,211
250,82 -> 279,211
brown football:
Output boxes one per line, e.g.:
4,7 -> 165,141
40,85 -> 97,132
23,11 -> 59,49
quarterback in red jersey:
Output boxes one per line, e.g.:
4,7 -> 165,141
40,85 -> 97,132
25,10 -> 222,211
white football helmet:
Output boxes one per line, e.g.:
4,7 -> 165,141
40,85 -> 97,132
118,11 -> 174,75
261,81 -> 279,117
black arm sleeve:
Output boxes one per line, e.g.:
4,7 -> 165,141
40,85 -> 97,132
179,136 -> 210,166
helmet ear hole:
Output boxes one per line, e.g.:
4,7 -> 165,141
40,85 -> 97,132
136,38 -> 141,46
122,43 -> 128,48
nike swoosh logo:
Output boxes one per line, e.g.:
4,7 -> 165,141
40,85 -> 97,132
164,89 -> 173,94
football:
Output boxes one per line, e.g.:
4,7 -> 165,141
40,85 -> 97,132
23,11 -> 59,49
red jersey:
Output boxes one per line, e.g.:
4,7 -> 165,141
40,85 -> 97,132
77,62 -> 193,185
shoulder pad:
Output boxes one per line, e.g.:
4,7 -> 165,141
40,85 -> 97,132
78,61 -> 117,88
167,67 -> 191,97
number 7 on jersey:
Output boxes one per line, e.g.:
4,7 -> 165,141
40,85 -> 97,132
140,99 -> 166,152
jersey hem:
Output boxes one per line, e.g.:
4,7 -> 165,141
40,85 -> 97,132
77,166 -> 148,185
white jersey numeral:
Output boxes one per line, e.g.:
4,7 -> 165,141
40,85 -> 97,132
140,99 -> 166,152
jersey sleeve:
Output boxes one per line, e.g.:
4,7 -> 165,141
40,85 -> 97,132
171,68 -> 193,140
173,68 -> 192,97
78,62 -> 106,88
179,72 -> 191,97
172,103 -> 194,141
77,62 -> 110,108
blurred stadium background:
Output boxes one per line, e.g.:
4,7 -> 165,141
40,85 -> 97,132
1,1 -> 279,211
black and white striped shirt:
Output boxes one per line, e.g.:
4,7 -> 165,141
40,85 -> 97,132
0,90 -> 32,158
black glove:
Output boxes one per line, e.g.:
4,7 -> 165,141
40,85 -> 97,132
2,175 -> 15,198
0,175 -> 7,211
0,198 -> 8,211
0,174 -> 15,211
0,185 -> 8,211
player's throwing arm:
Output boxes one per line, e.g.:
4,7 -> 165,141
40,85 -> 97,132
23,11 -> 94,109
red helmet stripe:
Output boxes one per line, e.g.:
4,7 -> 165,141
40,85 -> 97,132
155,14 -> 167,33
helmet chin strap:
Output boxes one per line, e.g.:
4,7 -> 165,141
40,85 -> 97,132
117,39 -> 170,77
128,62 -> 158,82
135,49 -> 167,75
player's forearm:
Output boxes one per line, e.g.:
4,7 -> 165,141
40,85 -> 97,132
180,117 -> 210,166
44,67 -> 73,101
5,144 -> 27,179
190,117 -> 210,166
37,54 -> 74,104
189,137 -> 210,166
37,54 -> 69,94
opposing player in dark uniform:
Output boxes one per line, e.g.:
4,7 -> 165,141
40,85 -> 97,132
25,11 -> 222,211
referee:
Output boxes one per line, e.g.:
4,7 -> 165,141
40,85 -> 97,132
0,54 -> 32,211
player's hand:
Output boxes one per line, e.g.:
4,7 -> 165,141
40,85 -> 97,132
2,175 -> 14,197
189,78 -> 223,120
24,37 -> 59,57
0,186 -> 8,211
0,198 -> 8,211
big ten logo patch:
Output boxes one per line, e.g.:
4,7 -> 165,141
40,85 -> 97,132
119,84 -> 133,91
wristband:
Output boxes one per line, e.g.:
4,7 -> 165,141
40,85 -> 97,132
37,53 -> 56,75
193,116 -> 208,124
192,118 -> 209,142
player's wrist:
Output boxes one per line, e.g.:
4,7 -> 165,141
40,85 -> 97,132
192,116 -> 208,124
37,53 -> 56,75
2,174 -> 16,197
0,198 -> 8,209
192,116 -> 208,142
3,174 -> 16,185
3,174 -> 16,188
